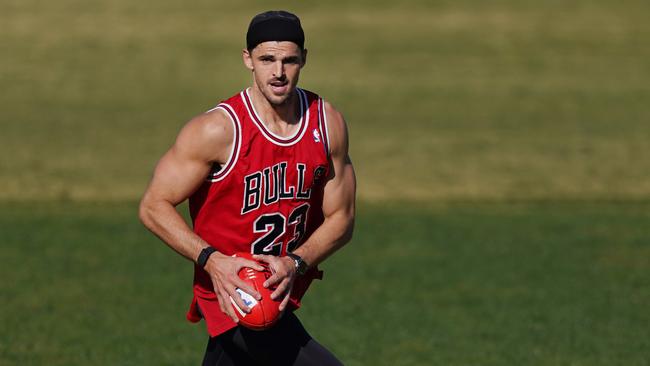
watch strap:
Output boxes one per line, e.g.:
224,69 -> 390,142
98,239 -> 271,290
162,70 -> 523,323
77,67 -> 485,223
286,252 -> 308,276
197,247 -> 217,268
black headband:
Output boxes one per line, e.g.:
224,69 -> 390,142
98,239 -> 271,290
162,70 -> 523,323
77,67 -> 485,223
246,10 -> 305,50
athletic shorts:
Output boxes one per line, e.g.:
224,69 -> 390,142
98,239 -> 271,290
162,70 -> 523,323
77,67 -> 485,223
202,312 -> 343,366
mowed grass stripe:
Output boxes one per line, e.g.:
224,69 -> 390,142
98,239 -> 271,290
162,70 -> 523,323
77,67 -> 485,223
1,202 -> 649,365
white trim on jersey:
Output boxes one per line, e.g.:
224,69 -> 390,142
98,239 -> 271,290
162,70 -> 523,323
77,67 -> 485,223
207,103 -> 242,182
241,88 -> 310,147
321,98 -> 332,156
204,105 -> 221,114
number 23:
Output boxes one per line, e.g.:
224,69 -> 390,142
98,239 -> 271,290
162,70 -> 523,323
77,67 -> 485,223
251,203 -> 310,255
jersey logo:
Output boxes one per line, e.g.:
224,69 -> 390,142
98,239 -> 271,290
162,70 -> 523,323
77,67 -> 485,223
312,129 -> 321,143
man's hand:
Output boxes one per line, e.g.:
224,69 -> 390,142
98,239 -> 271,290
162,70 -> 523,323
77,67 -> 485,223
204,254 -> 265,323
253,254 -> 297,312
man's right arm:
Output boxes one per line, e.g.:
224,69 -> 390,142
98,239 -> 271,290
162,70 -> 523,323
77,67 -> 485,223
138,109 -> 262,321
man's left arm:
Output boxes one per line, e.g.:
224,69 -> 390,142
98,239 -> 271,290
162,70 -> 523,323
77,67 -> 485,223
255,101 -> 356,310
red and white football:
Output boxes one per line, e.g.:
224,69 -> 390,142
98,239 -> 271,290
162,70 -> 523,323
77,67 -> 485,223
230,252 -> 283,330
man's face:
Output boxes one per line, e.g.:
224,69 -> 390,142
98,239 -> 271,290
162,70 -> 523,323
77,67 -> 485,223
243,41 -> 307,106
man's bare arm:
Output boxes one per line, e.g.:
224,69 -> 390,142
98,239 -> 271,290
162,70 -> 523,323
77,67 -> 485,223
139,109 -> 263,320
139,110 -> 227,260
292,101 -> 356,266
256,101 -> 356,309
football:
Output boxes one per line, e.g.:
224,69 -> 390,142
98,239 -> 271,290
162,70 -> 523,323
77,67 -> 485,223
230,252 -> 283,330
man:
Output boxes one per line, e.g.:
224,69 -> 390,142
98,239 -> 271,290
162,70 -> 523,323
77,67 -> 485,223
139,10 -> 356,365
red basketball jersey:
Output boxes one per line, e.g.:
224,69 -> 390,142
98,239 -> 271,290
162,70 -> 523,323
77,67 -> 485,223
186,88 -> 331,337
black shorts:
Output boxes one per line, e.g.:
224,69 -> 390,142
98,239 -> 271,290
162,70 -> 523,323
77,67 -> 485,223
202,312 -> 343,366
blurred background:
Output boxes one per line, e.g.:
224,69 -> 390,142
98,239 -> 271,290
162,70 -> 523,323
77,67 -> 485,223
1,0 -> 649,365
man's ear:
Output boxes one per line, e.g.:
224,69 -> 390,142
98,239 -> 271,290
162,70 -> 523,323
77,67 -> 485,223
301,48 -> 308,68
243,49 -> 254,71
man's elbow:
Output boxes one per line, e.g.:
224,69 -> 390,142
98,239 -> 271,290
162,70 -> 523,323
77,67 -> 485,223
339,213 -> 355,246
138,195 -> 155,230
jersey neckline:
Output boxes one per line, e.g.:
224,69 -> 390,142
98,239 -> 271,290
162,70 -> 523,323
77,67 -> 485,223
241,88 -> 309,147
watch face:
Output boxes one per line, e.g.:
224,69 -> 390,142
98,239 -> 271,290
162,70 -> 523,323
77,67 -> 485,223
296,260 -> 307,275
288,253 -> 307,275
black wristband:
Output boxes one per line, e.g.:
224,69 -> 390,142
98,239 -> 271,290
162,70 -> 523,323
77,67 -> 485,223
197,247 -> 217,268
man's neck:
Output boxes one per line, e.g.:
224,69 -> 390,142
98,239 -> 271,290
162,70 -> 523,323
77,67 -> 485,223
249,87 -> 300,127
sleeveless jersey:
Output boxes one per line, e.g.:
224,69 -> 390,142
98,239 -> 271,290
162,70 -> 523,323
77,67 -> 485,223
186,88 -> 331,337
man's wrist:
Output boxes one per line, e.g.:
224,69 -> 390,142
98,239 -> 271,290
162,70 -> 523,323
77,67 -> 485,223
197,246 -> 217,268
286,252 -> 309,276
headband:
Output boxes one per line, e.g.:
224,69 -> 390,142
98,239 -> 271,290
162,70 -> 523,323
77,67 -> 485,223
246,10 -> 305,50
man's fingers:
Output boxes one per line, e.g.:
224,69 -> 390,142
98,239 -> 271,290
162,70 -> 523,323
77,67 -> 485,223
252,254 -> 270,261
232,277 -> 261,301
279,290 -> 291,312
219,289 -> 241,322
212,279 -> 228,314
226,289 -> 250,314
216,290 -> 239,323
271,277 -> 292,300
252,254 -> 279,267
239,258 -> 265,272
226,285 -> 258,314
213,279 -> 244,323
263,271 -> 285,288
216,292 -> 227,314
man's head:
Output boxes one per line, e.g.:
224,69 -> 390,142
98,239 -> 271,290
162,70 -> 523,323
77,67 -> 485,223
243,10 -> 307,106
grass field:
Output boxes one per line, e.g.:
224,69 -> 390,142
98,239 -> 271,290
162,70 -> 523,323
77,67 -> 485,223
1,202 -> 649,365
2,0 -> 650,201
2,0 -> 650,365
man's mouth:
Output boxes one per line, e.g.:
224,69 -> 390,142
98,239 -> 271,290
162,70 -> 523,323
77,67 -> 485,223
269,80 -> 289,94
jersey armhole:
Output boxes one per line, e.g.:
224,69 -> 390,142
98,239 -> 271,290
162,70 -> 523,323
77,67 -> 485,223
317,98 -> 331,157
206,103 -> 242,182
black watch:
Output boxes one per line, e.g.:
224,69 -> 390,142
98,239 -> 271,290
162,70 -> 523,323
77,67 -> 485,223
197,247 -> 217,268
286,253 -> 309,276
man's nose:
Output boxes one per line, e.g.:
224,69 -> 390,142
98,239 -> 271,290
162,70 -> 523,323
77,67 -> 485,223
273,61 -> 284,78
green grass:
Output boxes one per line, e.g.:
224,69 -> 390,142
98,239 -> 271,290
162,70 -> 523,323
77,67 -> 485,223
1,0 -> 649,201
1,202 -> 649,365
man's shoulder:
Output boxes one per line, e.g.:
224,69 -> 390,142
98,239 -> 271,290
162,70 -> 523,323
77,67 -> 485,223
321,99 -> 345,130
318,98 -> 348,157
173,106 -> 235,164
192,89 -> 248,133
297,88 -> 343,121
191,107 -> 233,136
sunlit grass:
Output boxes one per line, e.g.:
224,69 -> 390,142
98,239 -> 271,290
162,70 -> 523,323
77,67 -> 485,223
1,0 -> 649,202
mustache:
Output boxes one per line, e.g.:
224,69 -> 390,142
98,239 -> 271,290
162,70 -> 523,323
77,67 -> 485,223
269,76 -> 287,83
